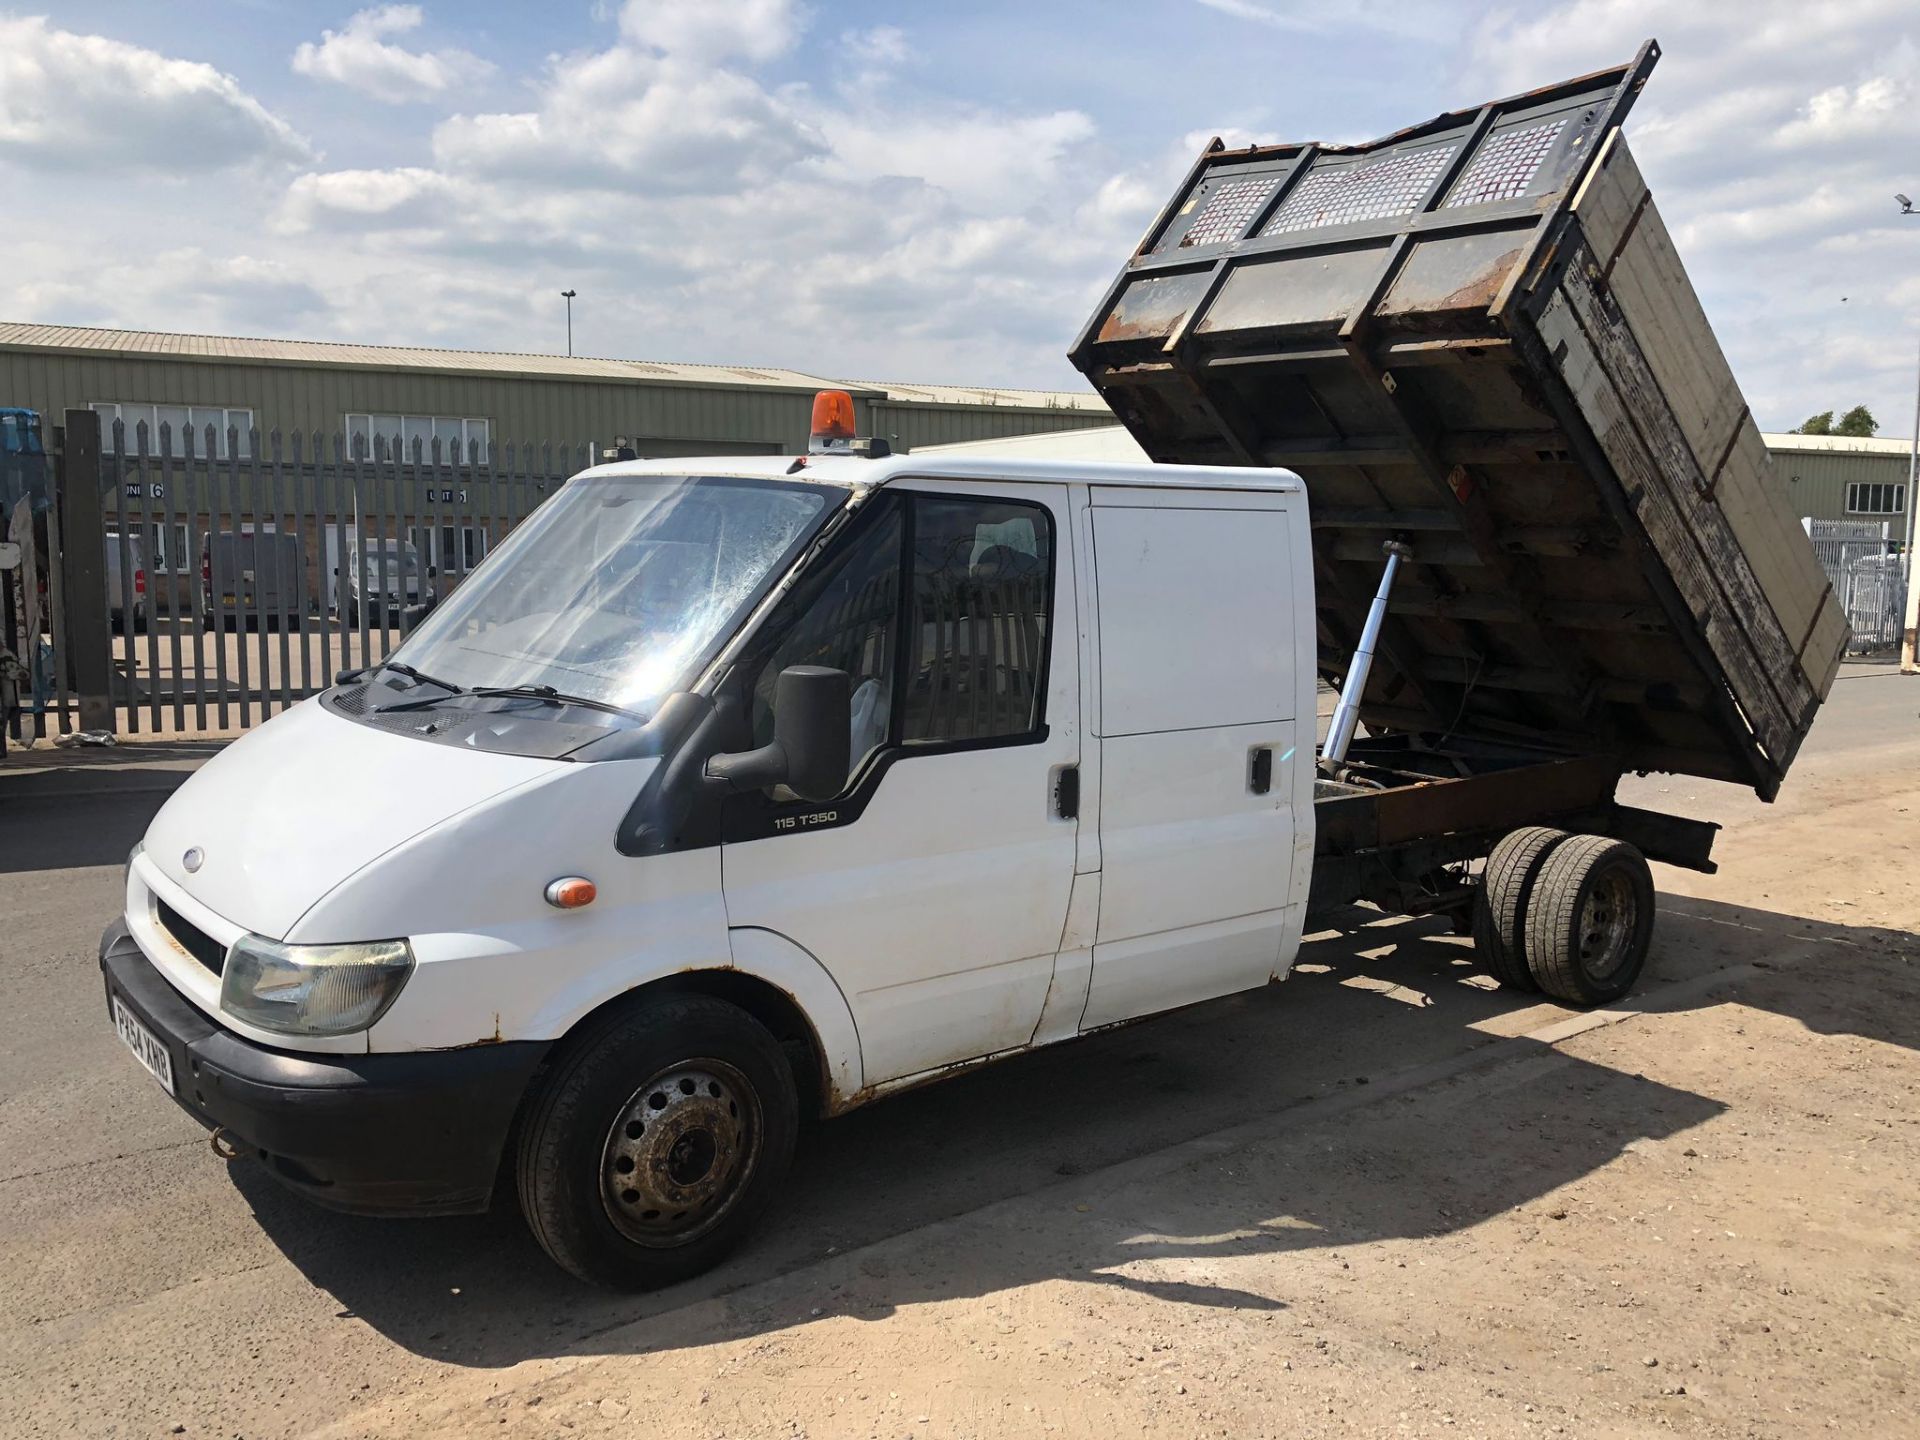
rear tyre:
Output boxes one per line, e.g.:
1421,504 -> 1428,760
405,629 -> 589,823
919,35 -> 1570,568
1523,835 -> 1655,1006
1471,825 -> 1567,991
516,995 -> 798,1290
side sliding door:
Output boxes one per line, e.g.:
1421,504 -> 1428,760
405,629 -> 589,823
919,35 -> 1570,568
1080,484 -> 1312,1031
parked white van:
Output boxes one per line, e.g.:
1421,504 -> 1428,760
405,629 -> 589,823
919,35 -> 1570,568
103,400 -> 1324,1286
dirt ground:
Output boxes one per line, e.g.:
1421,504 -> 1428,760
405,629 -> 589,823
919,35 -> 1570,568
4,665 -> 1915,1440
303,674 -> 1919,1440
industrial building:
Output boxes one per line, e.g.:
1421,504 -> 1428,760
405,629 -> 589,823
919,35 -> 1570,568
0,324 -> 1111,463
0,323 -> 1115,619
1761,430 -> 1913,539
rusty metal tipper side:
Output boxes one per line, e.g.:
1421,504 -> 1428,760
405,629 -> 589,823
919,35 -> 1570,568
1070,41 -> 1846,800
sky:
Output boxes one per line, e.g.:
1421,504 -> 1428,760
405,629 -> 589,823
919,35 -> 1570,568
1,0 -> 1917,432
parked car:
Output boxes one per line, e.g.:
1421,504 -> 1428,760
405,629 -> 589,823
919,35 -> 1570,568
103,532 -> 148,633
200,529 -> 305,631
323,529 -> 430,626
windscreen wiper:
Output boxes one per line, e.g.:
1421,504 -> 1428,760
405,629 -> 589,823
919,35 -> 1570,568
380,661 -> 463,695
376,682 -> 643,721
463,685 -> 647,721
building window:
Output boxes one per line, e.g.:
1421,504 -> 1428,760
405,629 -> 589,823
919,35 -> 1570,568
407,523 -> 490,574
347,414 -> 491,464
93,403 -> 253,458
1845,482 -> 1907,515
122,521 -> 193,574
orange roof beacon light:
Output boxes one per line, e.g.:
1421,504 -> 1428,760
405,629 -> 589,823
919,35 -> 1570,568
807,390 -> 891,458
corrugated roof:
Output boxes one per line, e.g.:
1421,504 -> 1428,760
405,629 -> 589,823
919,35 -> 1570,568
842,377 -> 1109,412
1760,431 -> 1916,457
0,322 -> 1111,411
0,322 -> 839,391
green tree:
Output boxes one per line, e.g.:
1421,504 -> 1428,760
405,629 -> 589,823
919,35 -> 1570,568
1791,406 -> 1879,437
1833,404 -> 1879,437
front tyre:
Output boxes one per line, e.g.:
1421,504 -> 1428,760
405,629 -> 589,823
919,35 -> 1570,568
515,995 -> 798,1289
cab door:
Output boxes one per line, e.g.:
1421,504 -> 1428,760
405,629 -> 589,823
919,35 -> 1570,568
720,481 -> 1081,1086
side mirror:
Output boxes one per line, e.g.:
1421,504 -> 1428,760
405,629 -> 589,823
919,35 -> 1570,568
400,597 -> 438,633
428,564 -> 439,578
706,666 -> 850,802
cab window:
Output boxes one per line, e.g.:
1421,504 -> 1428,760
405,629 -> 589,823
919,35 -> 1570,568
902,496 -> 1051,744
752,491 -> 1053,775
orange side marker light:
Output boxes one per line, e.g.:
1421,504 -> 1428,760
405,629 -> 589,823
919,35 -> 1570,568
544,876 -> 597,909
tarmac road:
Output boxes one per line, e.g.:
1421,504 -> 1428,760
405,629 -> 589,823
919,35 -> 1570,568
0,659 -> 1912,1438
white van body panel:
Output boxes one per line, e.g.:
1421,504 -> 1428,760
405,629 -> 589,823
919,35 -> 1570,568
141,700 -> 557,940
1079,489 -> 1313,1030
724,927 -> 865,1105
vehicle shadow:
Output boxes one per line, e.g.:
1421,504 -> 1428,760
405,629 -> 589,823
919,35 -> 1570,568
231,893 -> 1919,1369
0,765 -> 195,872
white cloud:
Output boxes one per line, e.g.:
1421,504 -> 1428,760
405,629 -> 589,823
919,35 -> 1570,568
291,5 -> 494,103
841,25 -> 910,65
0,14 -> 311,172
616,0 -> 801,65
431,47 -> 825,192
264,3 -> 1149,384
1194,0 -> 1318,32
3,246 -> 328,334
1195,0 -> 1464,40
816,107 -> 1097,211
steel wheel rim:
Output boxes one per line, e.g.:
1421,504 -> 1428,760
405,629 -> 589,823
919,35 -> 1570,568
599,1059 -> 761,1248
1576,867 -> 1637,983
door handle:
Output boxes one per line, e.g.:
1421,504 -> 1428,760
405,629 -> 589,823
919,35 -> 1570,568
1054,765 -> 1080,819
1249,746 -> 1273,795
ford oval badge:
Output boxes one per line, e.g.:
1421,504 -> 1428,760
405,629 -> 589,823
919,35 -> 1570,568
182,846 -> 204,874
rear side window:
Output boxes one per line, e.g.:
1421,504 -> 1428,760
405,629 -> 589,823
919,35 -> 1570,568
902,496 -> 1052,744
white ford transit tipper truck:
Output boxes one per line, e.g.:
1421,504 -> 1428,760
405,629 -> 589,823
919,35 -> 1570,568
101,50 -> 1843,1289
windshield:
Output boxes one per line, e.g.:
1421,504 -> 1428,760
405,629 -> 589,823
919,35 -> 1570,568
384,473 -> 841,716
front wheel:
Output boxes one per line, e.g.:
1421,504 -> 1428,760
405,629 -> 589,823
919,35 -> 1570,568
515,994 -> 798,1289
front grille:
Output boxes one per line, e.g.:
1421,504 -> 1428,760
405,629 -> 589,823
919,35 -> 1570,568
156,899 -> 226,975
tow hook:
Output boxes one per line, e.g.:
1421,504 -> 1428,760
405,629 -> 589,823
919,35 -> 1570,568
209,1127 -> 247,1162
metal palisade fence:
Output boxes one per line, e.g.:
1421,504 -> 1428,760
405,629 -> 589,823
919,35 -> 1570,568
4,409 -> 592,743
1802,518 -> 1908,653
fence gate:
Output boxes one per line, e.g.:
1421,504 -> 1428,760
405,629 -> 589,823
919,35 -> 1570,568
11,408 -> 595,744
1802,518 -> 1908,653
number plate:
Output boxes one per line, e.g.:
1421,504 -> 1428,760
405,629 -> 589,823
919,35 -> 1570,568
112,997 -> 175,1095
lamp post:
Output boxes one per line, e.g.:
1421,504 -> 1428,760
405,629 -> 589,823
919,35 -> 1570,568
1902,334 -> 1919,671
1898,200 -> 1920,670
561,289 -> 577,358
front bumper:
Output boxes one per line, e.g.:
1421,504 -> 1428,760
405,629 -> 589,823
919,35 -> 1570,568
100,919 -> 550,1216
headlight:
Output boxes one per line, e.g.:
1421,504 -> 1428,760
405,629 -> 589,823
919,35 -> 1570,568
220,934 -> 414,1037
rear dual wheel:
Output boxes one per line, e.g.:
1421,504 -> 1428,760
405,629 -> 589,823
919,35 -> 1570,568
515,995 -> 798,1290
1473,829 -> 1654,1006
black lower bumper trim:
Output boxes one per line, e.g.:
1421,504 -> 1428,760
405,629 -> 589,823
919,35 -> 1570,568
100,919 -> 550,1216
